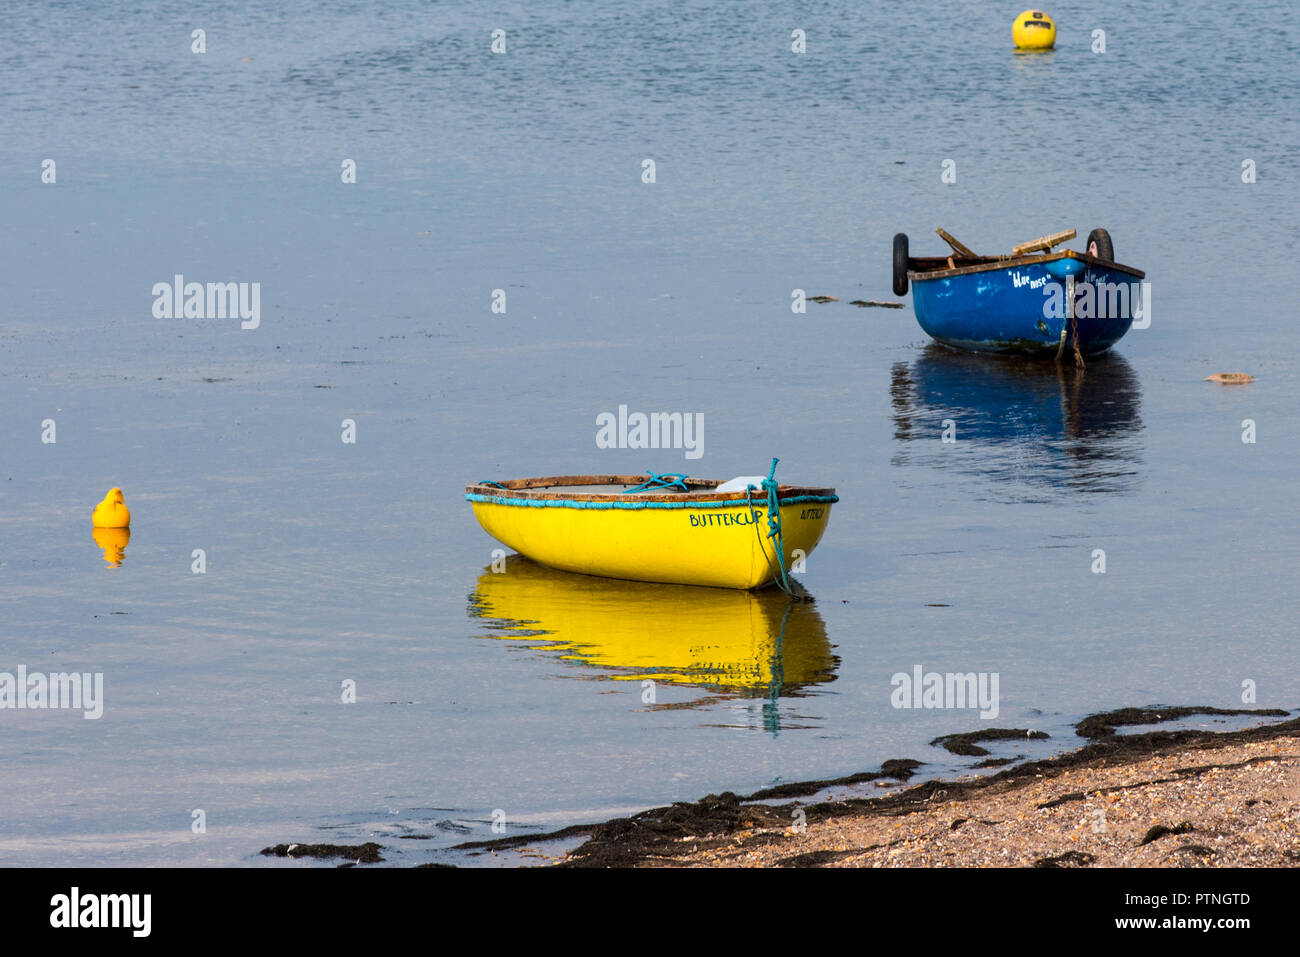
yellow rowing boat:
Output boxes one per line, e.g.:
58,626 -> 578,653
465,465 -> 837,590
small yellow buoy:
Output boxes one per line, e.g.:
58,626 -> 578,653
1013,10 -> 1056,50
92,487 -> 131,528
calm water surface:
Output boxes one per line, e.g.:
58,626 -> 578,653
1,1 -> 1297,865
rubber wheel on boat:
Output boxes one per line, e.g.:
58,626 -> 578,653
1085,228 -> 1114,262
893,233 -> 910,296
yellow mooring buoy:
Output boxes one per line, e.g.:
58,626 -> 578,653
1013,9 -> 1056,50
92,487 -> 131,528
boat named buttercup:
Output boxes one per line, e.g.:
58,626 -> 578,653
466,468 -> 837,590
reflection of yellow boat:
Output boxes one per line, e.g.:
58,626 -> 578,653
92,526 -> 130,567
465,467 -> 837,590
469,557 -> 838,696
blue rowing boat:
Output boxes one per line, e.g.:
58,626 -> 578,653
893,229 -> 1147,358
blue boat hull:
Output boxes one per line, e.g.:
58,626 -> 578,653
911,259 -> 1141,357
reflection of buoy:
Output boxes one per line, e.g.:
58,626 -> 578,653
92,487 -> 131,528
1013,9 -> 1056,49
92,526 -> 131,567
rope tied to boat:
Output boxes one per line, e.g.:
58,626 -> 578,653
747,457 -> 795,595
1066,273 -> 1086,369
479,480 -> 508,488
627,471 -> 690,493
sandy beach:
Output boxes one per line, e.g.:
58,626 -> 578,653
546,711 -> 1300,868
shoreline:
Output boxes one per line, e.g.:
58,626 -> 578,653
453,707 -> 1300,868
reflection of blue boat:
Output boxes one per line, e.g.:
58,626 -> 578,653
890,345 -> 1143,495
893,230 -> 1146,357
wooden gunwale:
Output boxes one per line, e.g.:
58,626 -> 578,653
465,475 -> 837,503
907,249 -> 1146,282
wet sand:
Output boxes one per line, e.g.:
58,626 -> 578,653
546,709 -> 1300,868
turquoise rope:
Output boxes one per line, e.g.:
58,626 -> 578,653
626,471 -> 689,494
479,480 -> 507,489
747,457 -> 794,594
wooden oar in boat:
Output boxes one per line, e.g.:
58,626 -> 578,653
1010,229 -> 1076,258
935,227 -> 976,268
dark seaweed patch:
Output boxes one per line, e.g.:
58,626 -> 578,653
1075,706 -> 1288,739
931,728 -> 1049,757
452,822 -> 594,852
559,792 -> 790,868
261,842 -> 384,864
745,758 -> 921,801
1139,822 -> 1195,846
1033,850 -> 1095,868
